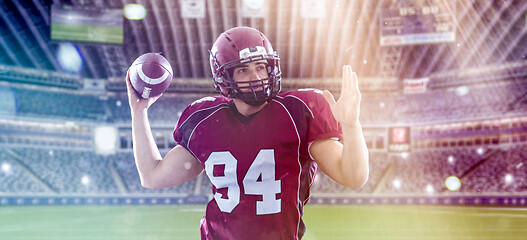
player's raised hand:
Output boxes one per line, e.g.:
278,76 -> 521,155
125,69 -> 162,113
323,65 -> 361,127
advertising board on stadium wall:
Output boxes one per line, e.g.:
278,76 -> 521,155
0,195 -> 209,206
2,195 -> 527,207
403,77 -> 428,94
311,195 -> 527,207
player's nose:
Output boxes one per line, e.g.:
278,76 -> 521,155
248,68 -> 262,80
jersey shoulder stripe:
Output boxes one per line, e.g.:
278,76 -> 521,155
175,96 -> 230,149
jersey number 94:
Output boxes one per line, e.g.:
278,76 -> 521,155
205,149 -> 281,215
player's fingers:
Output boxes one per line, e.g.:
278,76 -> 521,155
125,69 -> 133,91
352,71 -> 359,92
323,90 -> 336,106
125,68 -> 142,101
341,65 -> 352,96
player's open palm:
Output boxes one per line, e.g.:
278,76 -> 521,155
323,65 -> 361,127
126,70 -> 162,112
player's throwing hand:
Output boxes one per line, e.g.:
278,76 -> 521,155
125,69 -> 162,112
323,65 -> 362,128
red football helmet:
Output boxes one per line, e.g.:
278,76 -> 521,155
209,27 -> 281,106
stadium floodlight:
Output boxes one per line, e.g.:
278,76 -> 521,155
1,162 -> 10,173
455,86 -> 470,96
81,175 -> 90,185
94,126 -> 118,155
505,174 -> 514,185
57,43 -> 83,73
124,4 -> 147,20
425,184 -> 434,194
447,155 -> 455,164
393,179 -> 401,189
477,147 -> 485,155
445,176 -> 461,191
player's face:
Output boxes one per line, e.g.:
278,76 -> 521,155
232,60 -> 269,92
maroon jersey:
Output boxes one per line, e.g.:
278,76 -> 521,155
173,89 -> 342,240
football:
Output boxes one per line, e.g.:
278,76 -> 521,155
128,52 -> 173,99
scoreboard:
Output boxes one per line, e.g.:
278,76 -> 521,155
380,4 -> 456,46
388,126 -> 412,152
51,4 -> 124,44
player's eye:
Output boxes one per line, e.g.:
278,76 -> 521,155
256,64 -> 268,71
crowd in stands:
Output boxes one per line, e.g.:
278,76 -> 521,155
375,145 -> 527,194
12,87 -> 107,121
2,77 -> 526,126
112,152 -> 197,194
106,93 -> 194,124
463,144 -> 527,193
8,147 -> 118,194
395,80 -> 526,123
0,150 -> 51,193
382,148 -> 484,194
1,76 -> 527,198
1,145 -> 527,196
311,152 -> 392,194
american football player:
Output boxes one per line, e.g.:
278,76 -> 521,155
127,26 -> 369,240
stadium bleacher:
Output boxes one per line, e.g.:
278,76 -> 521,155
1,62 -> 527,205
2,142 -> 527,198
0,150 -> 51,193
12,87 -> 107,121
8,147 -> 118,194
112,152 -> 198,195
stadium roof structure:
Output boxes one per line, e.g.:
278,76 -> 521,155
0,0 -> 526,81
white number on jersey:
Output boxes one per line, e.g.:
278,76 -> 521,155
204,149 -> 282,215
243,149 -> 281,215
204,152 -> 240,213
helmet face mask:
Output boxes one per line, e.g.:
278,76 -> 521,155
209,27 -> 282,106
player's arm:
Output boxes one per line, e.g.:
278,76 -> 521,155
310,65 -> 369,189
127,71 -> 203,189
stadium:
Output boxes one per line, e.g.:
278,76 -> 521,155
1,0 -> 527,239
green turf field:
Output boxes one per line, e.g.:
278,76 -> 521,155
1,204 -> 526,240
